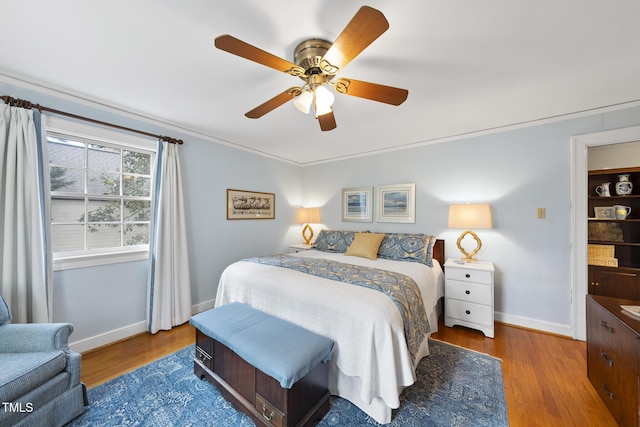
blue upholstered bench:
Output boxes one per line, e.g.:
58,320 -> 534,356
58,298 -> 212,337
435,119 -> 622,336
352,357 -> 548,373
190,303 -> 333,427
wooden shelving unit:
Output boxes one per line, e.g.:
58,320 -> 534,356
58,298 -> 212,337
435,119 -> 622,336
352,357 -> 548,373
588,167 -> 640,299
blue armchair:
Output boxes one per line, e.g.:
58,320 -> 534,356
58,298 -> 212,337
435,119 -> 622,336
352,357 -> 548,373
0,296 -> 87,426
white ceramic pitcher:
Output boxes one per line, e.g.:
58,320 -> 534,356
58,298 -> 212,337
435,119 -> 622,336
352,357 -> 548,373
614,205 -> 631,220
596,182 -> 611,197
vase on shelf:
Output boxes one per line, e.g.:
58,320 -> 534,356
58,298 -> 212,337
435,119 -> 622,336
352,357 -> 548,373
615,174 -> 633,196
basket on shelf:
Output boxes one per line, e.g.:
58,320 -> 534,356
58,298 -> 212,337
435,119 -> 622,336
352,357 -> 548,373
588,244 -> 617,266
588,257 -> 619,267
588,244 -> 615,258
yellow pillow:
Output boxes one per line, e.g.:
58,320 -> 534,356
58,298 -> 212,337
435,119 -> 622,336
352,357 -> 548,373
345,233 -> 385,260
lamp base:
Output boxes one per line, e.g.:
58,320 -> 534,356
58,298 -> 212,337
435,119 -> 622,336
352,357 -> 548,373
302,224 -> 314,245
456,229 -> 483,262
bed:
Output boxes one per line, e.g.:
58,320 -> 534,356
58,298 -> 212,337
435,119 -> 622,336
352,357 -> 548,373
215,231 -> 445,424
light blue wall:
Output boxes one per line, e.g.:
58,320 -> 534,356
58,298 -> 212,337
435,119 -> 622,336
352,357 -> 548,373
0,80 -> 302,344
301,106 -> 640,332
3,77 -> 640,344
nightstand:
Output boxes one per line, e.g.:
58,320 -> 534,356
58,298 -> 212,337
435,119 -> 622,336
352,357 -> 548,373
444,259 -> 495,338
288,243 -> 313,254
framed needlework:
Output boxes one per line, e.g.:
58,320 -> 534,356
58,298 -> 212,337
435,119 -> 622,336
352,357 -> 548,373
227,189 -> 275,220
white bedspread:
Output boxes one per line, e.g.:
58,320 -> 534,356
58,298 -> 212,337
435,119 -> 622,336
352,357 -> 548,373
215,250 -> 444,424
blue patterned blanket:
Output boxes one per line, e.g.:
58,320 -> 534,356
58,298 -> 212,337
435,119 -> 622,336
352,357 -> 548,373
243,255 -> 429,364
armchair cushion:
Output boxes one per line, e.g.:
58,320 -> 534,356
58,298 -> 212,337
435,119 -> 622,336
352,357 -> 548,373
0,296 -> 10,325
0,351 -> 66,402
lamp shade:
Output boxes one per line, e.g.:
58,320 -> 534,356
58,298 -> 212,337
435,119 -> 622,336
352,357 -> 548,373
294,90 -> 313,114
448,203 -> 492,229
296,207 -> 321,224
314,85 -> 334,116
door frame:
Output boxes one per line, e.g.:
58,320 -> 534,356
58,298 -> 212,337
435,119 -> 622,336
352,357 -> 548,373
571,125 -> 640,340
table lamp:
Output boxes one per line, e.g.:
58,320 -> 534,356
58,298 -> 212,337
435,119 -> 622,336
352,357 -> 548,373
448,203 -> 492,262
296,207 -> 321,245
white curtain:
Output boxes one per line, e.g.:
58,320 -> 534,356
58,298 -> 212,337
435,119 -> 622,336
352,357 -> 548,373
0,102 -> 51,323
147,140 -> 192,334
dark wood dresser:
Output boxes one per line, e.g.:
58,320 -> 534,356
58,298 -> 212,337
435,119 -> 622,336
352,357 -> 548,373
587,295 -> 640,426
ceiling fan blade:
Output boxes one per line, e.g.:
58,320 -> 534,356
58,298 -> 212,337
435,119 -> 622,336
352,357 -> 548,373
215,35 -> 304,77
317,110 -> 337,131
320,6 -> 389,74
334,78 -> 408,106
245,87 -> 301,119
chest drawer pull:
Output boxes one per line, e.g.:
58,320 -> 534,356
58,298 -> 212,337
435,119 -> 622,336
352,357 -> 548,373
600,351 -> 614,367
261,403 -> 274,422
465,310 -> 471,315
465,273 -> 471,278
601,383 -> 614,400
465,290 -> 471,295
600,320 -> 614,333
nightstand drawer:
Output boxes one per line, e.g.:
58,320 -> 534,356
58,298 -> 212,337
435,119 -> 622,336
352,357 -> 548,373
446,299 -> 493,326
446,267 -> 493,285
446,280 -> 492,305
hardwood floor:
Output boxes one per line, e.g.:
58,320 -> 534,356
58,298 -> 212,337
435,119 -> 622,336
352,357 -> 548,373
80,322 -> 195,389
80,318 -> 618,426
431,319 -> 618,427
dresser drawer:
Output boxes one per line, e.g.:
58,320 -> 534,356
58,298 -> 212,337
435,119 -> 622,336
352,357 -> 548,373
588,341 -> 639,427
446,267 -> 493,285
446,279 -> 492,305
590,299 -> 640,372
445,298 -> 493,326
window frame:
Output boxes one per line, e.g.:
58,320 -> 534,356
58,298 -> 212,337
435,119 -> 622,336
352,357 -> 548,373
45,115 -> 158,271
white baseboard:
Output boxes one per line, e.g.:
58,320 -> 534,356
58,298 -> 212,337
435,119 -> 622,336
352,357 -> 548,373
69,298 -> 217,353
192,298 -> 216,314
70,301 -> 576,354
495,311 -> 574,338
70,321 -> 147,354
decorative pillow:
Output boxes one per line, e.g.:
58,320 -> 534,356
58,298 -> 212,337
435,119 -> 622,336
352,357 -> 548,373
0,296 -> 12,325
313,230 -> 357,253
377,233 -> 437,267
345,233 -> 385,260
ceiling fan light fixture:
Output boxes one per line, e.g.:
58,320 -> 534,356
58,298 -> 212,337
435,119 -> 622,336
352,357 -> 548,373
215,6 -> 406,131
314,85 -> 334,116
294,90 -> 313,114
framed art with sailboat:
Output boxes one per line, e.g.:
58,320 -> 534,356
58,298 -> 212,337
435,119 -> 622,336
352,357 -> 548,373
227,189 -> 275,220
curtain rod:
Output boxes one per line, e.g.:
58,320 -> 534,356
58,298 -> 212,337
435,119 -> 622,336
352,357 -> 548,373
1,95 -> 184,145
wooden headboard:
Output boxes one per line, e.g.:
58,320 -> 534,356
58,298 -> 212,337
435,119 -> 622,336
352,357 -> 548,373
433,239 -> 445,267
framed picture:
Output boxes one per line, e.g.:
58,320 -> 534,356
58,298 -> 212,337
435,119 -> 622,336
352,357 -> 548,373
594,206 -> 615,219
376,183 -> 416,223
227,189 -> 275,220
342,186 -> 373,222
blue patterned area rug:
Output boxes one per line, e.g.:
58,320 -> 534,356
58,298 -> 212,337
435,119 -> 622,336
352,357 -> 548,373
68,339 -> 507,427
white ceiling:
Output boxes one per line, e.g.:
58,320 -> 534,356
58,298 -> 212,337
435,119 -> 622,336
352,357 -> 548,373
2,0 -> 639,165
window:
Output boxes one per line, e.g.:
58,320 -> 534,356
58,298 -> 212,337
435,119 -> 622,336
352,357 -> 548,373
46,116 -> 157,270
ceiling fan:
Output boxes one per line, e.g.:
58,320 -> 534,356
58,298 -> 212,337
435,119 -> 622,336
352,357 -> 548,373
214,6 -> 408,131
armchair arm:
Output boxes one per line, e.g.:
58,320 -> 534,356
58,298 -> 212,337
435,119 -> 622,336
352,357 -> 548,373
0,323 -> 74,352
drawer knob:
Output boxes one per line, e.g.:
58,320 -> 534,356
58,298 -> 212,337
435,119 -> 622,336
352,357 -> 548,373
261,403 -> 274,421
465,290 -> 471,295
465,273 -> 471,278
465,310 -> 471,315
